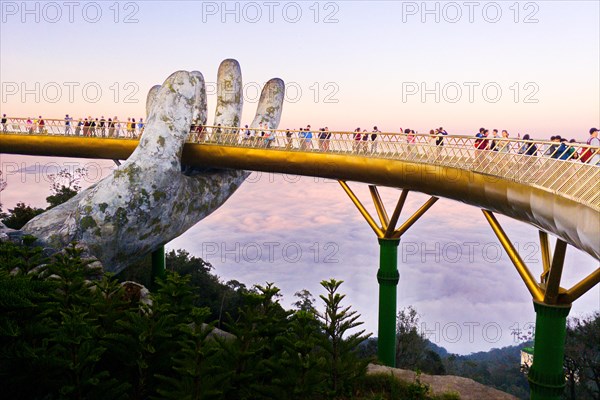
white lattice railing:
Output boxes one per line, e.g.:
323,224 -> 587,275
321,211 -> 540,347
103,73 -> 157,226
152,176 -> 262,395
2,118 -> 599,208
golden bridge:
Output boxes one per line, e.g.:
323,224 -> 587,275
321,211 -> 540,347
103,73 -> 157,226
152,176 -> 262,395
1,117 -> 599,400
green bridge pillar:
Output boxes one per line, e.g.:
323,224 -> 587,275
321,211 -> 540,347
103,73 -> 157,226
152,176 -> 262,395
377,238 -> 400,367
151,245 -> 166,283
528,301 -> 571,400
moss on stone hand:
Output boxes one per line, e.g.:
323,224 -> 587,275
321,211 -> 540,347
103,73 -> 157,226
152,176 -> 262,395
80,216 -> 98,231
115,207 -> 129,227
114,164 -> 141,185
153,191 -> 166,202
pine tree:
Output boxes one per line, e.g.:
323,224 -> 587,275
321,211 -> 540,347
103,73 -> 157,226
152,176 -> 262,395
154,307 -> 225,400
317,279 -> 371,398
219,283 -> 291,400
276,309 -> 327,399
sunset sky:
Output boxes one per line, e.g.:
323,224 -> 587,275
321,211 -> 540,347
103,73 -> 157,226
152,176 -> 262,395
2,1 -> 599,138
1,1 -> 599,354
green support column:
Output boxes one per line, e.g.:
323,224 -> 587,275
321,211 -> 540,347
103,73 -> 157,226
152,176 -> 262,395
528,301 -> 571,400
151,245 -> 166,283
377,238 -> 400,367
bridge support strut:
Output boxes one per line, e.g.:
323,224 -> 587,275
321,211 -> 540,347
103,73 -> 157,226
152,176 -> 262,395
377,238 -> 400,366
528,301 -> 571,400
339,181 -> 437,368
151,245 -> 166,284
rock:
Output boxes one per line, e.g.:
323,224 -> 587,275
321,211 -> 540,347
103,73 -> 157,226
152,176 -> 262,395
121,281 -> 152,307
367,364 -> 519,400
0,221 -> 15,240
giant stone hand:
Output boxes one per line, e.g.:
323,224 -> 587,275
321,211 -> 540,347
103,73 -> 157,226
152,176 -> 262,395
22,59 -> 285,273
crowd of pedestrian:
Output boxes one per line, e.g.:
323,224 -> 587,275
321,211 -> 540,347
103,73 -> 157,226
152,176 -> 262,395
0,114 -> 144,138
472,127 -> 600,165
64,115 -> 145,138
1,113 -> 598,165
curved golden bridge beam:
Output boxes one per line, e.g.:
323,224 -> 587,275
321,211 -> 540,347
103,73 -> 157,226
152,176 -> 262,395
1,120 -> 599,262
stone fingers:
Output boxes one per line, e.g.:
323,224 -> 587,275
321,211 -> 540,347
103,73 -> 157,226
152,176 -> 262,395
190,71 -> 207,128
250,78 -> 285,130
213,59 -> 243,133
145,85 -> 161,118
130,70 -> 198,164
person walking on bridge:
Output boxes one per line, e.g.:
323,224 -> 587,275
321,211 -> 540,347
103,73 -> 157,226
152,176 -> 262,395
586,127 -> 600,165
1,114 -> 7,133
126,118 -> 132,138
242,124 -> 251,142
38,116 -> 45,134
318,128 -> 327,150
285,128 -> 293,149
138,118 -> 144,135
113,117 -> 121,137
108,118 -> 115,137
83,118 -> 90,137
75,118 -> 82,136
474,128 -> 489,166
90,118 -> 97,137
323,126 -> 331,152
546,135 -> 561,158
371,126 -> 380,153
131,118 -> 137,138
436,127 -> 447,146
64,114 -> 72,135
100,116 -> 106,137
361,129 -> 369,153
518,134 -> 537,156
298,128 -> 305,150
264,125 -> 276,148
304,125 -> 313,150
489,129 -> 499,151
353,128 -> 362,153
496,130 -> 511,153
405,129 -> 417,157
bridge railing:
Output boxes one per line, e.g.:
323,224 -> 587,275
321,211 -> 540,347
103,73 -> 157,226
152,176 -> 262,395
2,117 -> 599,161
1,118 -> 599,208
196,126 -> 600,207
0,117 -> 141,138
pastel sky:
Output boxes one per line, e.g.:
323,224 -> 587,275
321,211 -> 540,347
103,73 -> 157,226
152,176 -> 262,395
1,1 -> 599,354
1,0 -> 599,138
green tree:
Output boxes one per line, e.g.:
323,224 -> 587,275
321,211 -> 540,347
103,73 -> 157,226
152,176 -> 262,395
293,289 -> 317,312
1,201 -> 45,229
0,238 -> 55,399
396,306 -> 428,370
219,283 -> 291,400
276,309 -> 326,399
154,307 -> 224,400
395,306 -> 446,375
564,312 -> 600,399
46,167 -> 88,209
318,279 -> 371,398
1,242 -> 130,399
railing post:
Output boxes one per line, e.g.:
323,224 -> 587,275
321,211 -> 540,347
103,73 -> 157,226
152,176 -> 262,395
528,301 -> 571,400
151,245 -> 166,283
377,237 -> 400,367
